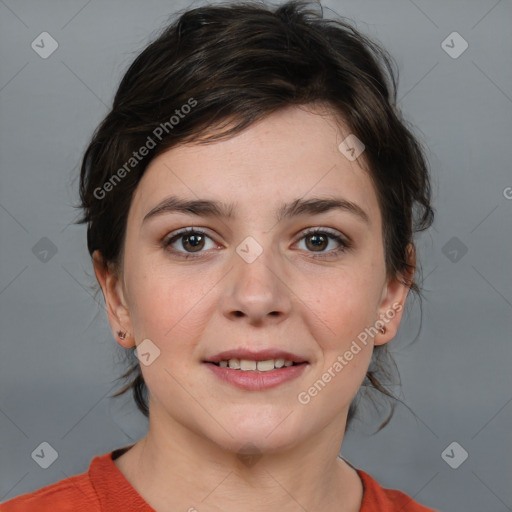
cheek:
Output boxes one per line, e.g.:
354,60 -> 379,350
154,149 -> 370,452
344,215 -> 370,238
300,266 -> 381,403
309,267 -> 382,351
298,272 -> 377,415
124,264 -> 214,394
125,257 -> 216,347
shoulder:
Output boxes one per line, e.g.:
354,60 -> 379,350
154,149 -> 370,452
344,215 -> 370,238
0,471 -> 100,512
357,469 -> 439,512
1,447 -> 152,512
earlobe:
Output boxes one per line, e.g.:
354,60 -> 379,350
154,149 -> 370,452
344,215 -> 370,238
374,244 -> 415,346
374,297 -> 405,346
92,250 -> 135,348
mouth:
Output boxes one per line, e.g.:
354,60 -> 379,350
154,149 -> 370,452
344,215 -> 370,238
203,348 -> 308,371
203,349 -> 309,390
206,359 -> 305,371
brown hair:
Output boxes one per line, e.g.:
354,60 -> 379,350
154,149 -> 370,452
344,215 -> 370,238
77,0 -> 434,430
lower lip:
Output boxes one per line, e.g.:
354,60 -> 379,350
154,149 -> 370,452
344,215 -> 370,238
204,362 -> 308,390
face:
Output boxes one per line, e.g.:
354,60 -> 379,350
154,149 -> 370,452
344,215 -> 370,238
96,104 -> 411,454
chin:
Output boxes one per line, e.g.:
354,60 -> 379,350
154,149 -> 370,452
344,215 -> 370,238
211,415 -> 304,455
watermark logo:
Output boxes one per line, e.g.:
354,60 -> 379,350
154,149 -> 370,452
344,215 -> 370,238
31,32 -> 58,59
32,237 -> 58,263
338,134 -> 365,162
442,236 -> 468,263
237,442 -> 263,468
135,338 -> 161,366
441,441 -> 468,469
236,236 -> 263,263
31,441 -> 58,469
441,32 -> 468,59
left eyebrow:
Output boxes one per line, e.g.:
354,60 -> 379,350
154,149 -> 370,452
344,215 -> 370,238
142,195 -> 370,226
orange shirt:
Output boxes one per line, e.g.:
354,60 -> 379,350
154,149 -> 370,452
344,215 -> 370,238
1,448 -> 437,511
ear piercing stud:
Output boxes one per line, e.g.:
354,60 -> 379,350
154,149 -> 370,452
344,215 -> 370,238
378,325 -> 386,334
117,330 -> 127,340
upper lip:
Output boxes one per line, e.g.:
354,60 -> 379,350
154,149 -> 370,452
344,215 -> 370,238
204,349 -> 308,364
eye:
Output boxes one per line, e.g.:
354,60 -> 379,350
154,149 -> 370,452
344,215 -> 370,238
295,228 -> 350,257
163,228 -> 217,257
162,227 -> 351,260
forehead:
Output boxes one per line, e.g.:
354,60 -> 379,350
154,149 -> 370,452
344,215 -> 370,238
130,105 -> 381,226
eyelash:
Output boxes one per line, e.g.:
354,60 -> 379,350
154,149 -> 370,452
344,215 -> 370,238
162,227 -> 351,260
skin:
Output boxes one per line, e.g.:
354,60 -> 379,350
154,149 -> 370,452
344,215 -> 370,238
94,104 -> 414,512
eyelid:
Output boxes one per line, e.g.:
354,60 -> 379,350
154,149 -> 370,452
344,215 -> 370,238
162,227 -> 217,246
295,226 -> 347,242
164,226 -> 213,239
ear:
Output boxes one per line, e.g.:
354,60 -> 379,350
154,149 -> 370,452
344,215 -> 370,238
374,243 -> 416,346
92,250 -> 134,348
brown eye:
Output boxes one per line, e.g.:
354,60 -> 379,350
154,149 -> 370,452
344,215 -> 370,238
305,233 -> 328,251
296,228 -> 350,257
163,228 -> 216,257
181,232 -> 205,252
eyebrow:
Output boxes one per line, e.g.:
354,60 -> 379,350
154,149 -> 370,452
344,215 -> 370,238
142,195 -> 370,226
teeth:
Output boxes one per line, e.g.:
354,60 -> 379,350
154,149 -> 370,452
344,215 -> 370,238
220,358 -> 296,371
256,360 -> 275,372
240,360 -> 257,371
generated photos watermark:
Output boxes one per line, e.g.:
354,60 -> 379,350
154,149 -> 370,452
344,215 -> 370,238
93,97 -> 197,200
297,301 -> 403,405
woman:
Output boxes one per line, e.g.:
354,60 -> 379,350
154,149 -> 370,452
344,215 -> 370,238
1,1 -> 437,510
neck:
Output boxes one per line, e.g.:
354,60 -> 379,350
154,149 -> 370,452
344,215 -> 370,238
114,407 -> 363,512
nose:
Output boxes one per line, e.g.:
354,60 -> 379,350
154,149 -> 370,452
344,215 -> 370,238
220,241 -> 293,326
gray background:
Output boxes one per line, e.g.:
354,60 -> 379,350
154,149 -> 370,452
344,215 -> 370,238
1,0 -> 511,510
